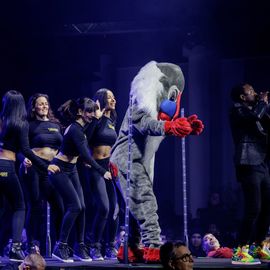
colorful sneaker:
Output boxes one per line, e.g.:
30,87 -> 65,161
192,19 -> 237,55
9,242 -> 25,262
74,243 -> 92,262
257,245 -> 270,262
52,242 -> 74,263
90,244 -> 104,261
249,244 -> 260,258
231,246 -> 261,265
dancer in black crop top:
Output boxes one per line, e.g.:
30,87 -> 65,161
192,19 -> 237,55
83,88 -> 119,260
0,91 -> 60,262
88,116 -> 118,147
49,97 -> 110,263
19,93 -> 64,255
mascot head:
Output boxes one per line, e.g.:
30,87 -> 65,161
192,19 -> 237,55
130,61 -> 185,119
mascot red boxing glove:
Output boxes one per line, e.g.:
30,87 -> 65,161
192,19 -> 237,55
164,117 -> 192,137
187,114 -> 204,135
109,161 -> 118,178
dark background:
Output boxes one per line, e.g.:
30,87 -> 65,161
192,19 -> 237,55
1,0 -> 270,240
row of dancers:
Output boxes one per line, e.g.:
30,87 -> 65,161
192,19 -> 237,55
0,89 -> 119,262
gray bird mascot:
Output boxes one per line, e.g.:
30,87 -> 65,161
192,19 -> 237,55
110,61 -> 204,263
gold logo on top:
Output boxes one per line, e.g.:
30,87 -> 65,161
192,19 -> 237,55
48,128 -> 59,132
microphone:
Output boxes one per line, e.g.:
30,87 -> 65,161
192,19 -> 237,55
257,91 -> 269,103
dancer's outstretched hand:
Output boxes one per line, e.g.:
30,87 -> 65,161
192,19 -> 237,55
95,100 -> 105,119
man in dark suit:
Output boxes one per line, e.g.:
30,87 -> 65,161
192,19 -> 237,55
230,83 -> 270,263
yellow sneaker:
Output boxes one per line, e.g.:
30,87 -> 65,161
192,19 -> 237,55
258,245 -> 270,263
231,246 -> 261,265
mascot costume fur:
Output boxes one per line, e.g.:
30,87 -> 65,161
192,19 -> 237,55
110,61 -> 204,262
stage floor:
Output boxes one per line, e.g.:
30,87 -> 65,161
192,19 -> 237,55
0,257 -> 269,269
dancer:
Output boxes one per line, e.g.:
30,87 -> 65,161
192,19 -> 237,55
85,88 -> 118,260
49,97 -> 111,262
0,90 -> 59,261
19,93 -> 64,254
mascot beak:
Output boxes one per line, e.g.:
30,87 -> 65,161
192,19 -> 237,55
158,92 -> 182,121
172,93 -> 182,120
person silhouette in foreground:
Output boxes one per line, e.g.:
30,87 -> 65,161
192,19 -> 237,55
160,241 -> 193,270
2,253 -> 46,270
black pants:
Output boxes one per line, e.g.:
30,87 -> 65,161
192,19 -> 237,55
77,160 -> 95,244
49,158 -> 85,244
236,160 -> 270,245
19,158 -> 64,245
89,158 -> 118,246
0,159 -> 25,243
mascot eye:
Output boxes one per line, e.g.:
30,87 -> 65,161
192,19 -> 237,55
160,76 -> 170,90
168,87 -> 179,102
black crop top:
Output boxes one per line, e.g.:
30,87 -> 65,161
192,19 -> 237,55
60,122 -> 107,175
0,123 -> 49,171
86,116 -> 117,147
29,120 -> 62,149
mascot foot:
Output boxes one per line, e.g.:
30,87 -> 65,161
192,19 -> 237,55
143,246 -> 160,263
117,245 -> 144,263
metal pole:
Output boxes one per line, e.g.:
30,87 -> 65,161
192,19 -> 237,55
45,202 -> 51,257
181,108 -> 189,247
124,94 -> 133,263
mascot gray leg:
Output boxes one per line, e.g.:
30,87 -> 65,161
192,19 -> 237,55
116,168 -> 161,263
118,163 -> 161,246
